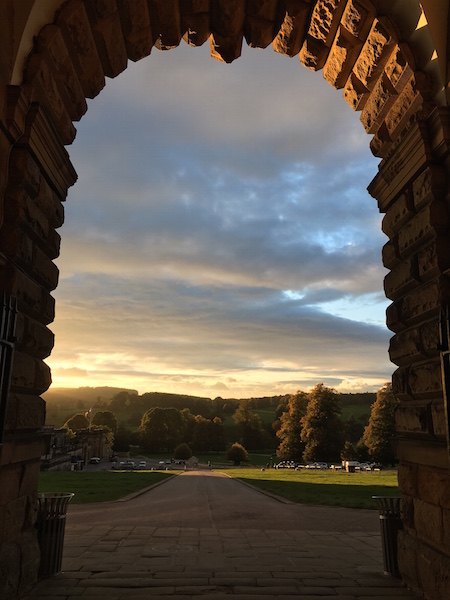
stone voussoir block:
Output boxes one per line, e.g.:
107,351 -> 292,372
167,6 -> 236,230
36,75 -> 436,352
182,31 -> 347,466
341,0 -> 376,41
323,24 -> 363,89
385,74 -> 422,142
57,0 -> 106,99
382,238 -> 400,270
408,359 -> 443,400
381,192 -> 413,238
7,148 -> 41,198
116,0 -> 153,61
389,327 -> 421,365
398,201 -> 449,259
15,312 -> 55,360
352,16 -> 397,91
183,12 -> 211,47
150,0 -> 183,51
244,15 -> 276,49
383,257 -> 417,301
274,0 -> 310,58
85,5 -> 128,78
360,72 -> 398,134
5,392 -> 46,432
37,23 -> 88,121
413,165 -> 447,212
307,0 -> 345,46
24,52 -> 77,146
0,264 -> 55,325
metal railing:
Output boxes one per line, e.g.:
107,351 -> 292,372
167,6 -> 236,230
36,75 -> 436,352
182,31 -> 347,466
0,293 -> 17,449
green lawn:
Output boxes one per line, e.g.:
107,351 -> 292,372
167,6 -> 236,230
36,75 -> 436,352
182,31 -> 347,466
226,468 -> 399,510
38,471 -> 174,504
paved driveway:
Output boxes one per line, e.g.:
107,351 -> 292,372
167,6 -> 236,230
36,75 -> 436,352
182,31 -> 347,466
25,470 -> 419,599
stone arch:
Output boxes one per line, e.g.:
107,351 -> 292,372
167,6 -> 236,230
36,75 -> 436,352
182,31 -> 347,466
1,2 -> 450,599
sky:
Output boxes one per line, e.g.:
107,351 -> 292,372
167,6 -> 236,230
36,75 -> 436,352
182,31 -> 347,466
46,39 -> 393,399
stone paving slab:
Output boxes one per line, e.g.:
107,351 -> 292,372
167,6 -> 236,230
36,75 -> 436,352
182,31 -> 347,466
22,525 -> 421,600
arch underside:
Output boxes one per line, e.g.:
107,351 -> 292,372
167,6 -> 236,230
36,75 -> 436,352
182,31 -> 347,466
19,0 -> 439,160
1,2 -> 450,600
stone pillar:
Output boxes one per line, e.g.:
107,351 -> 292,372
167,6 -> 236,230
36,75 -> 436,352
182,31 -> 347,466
0,86 -> 76,598
369,107 -> 450,600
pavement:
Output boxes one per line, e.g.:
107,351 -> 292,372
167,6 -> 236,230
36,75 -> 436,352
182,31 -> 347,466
23,469 -> 421,600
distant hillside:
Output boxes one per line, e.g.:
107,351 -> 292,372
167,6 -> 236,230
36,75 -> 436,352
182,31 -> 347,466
43,386 -> 138,404
43,386 -> 376,431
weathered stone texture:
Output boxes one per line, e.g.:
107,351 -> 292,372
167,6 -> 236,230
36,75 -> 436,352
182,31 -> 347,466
5,393 -> 46,431
397,202 -> 449,258
150,0 -> 182,51
117,0 -> 153,60
86,4 -> 128,77
384,258 -> 417,301
382,193 -> 413,238
57,0 -> 106,98
389,320 -> 439,366
395,402 -> 430,436
36,24 -> 87,121
407,360 -> 442,399
352,18 -> 396,90
25,53 -> 77,145
307,0 -> 344,44
417,541 -> 450,600
360,73 -> 398,134
398,462 -> 418,498
414,498 -> 443,549
210,0 -> 245,62
10,351 -> 52,396
413,166 -> 447,212
274,0 -> 310,58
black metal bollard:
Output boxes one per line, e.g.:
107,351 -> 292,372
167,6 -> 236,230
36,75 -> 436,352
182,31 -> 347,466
372,496 -> 402,577
36,492 -> 74,578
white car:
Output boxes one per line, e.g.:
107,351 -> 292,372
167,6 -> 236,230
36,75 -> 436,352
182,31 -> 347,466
139,460 -> 147,469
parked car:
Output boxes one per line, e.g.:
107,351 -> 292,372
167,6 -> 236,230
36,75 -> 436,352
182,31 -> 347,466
306,462 -> 328,470
139,460 -> 147,469
89,457 -> 100,464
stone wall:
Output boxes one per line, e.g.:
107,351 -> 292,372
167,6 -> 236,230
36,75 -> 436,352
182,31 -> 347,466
0,1 -> 449,599
369,108 -> 450,598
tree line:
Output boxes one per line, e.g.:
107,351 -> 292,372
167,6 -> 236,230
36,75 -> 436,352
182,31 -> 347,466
62,382 -> 398,465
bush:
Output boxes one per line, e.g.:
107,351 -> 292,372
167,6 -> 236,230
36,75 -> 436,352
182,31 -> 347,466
174,442 -> 193,460
227,442 -> 249,466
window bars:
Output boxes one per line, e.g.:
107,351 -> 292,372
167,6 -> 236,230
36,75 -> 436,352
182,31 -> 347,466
0,294 -> 17,449
439,305 -> 450,466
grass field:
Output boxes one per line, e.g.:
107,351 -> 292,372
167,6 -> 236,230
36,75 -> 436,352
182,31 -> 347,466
38,466 -> 398,509
226,468 -> 399,510
38,471 -> 174,503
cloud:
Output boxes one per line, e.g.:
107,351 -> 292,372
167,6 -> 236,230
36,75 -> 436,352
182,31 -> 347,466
49,40 -> 392,397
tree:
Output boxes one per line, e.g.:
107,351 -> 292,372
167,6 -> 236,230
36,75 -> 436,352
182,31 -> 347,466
301,384 -> 343,463
139,407 -> 184,453
92,410 -> 118,433
276,391 -> 308,461
174,443 -> 193,460
232,401 -> 264,451
340,440 -> 358,461
64,413 -> 89,431
113,422 -> 134,452
363,382 -> 399,465
227,442 -> 249,466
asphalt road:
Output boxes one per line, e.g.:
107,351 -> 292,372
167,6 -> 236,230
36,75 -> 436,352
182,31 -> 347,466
67,469 -> 380,532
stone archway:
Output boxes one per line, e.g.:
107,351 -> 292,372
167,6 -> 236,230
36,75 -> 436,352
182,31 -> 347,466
0,2 -> 449,599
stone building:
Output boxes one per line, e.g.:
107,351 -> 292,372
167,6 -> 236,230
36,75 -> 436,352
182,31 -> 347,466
0,1 -> 449,598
